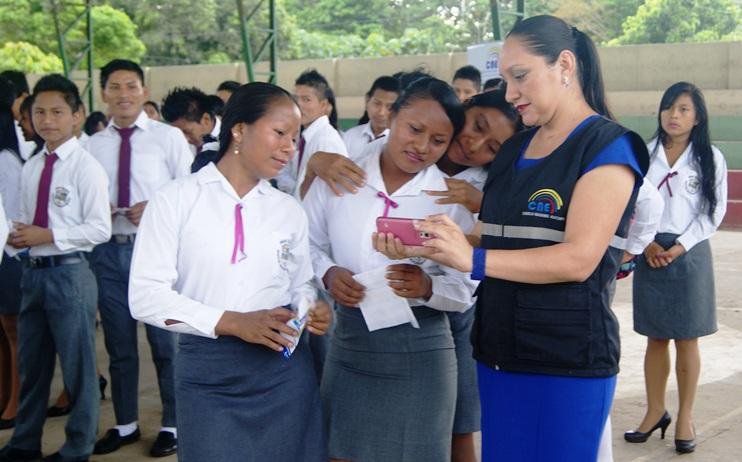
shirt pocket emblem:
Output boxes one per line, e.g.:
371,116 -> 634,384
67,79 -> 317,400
276,238 -> 292,271
685,175 -> 700,195
53,187 -> 71,207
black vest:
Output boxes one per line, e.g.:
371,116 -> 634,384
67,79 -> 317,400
472,117 -> 649,377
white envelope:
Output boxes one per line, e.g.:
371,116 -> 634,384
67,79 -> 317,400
353,266 -> 419,332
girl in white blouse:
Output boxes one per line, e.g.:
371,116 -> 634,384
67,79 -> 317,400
129,82 -> 331,461
627,82 -> 728,455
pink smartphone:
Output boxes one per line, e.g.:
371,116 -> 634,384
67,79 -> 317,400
376,217 -> 432,246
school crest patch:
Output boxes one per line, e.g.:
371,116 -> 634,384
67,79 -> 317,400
53,187 -> 71,207
277,238 -> 292,271
685,175 -> 700,195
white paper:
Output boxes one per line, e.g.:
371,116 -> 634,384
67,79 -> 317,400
281,296 -> 312,358
353,266 -> 419,332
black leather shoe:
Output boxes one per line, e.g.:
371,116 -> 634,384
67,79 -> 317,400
41,452 -> 88,462
624,411 -> 672,443
93,428 -> 141,455
46,405 -> 71,418
675,438 -> 696,454
0,419 -> 15,430
0,446 -> 42,462
149,431 -> 177,458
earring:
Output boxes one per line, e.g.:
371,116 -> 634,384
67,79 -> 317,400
234,147 -> 240,156
562,76 -> 570,87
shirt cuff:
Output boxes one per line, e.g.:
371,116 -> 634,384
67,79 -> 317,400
175,306 -> 226,339
407,276 -> 469,312
51,228 -> 73,252
676,233 -> 699,253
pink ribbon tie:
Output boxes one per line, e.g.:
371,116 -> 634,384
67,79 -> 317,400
231,203 -> 246,264
377,191 -> 399,218
657,171 -> 678,197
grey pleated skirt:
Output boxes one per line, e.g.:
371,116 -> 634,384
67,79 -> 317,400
322,305 -> 457,462
174,333 -> 326,462
446,308 -> 481,434
633,233 -> 717,339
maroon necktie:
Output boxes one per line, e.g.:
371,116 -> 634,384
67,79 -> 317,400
32,152 -> 59,228
116,127 -> 135,207
296,135 -> 306,169
657,171 -> 679,197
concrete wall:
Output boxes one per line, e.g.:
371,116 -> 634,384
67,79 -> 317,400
34,40 -> 740,118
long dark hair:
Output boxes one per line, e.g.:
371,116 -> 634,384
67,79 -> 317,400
391,76 -> 465,138
0,76 -> 20,159
464,88 -> 524,133
325,86 -> 338,130
651,82 -> 718,218
508,15 -> 614,120
217,82 -> 297,162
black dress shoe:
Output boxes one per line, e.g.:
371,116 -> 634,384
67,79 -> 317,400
41,453 -> 88,462
149,431 -> 177,458
93,428 -> 141,455
46,405 -> 71,418
0,446 -> 42,462
675,437 -> 697,453
624,411 -> 672,443
0,419 -> 15,430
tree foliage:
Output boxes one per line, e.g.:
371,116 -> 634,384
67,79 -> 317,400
0,41 -> 62,73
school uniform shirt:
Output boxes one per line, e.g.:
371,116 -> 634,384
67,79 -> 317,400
87,110 -> 193,236
343,122 -> 389,159
129,162 -> 317,338
0,148 -> 23,221
77,132 -> 90,150
14,121 -> 36,161
303,137 -> 477,312
200,118 -> 221,153
275,115 -> 348,198
625,179 -> 665,255
0,198 -> 8,259
646,139 -> 728,251
18,137 -> 111,257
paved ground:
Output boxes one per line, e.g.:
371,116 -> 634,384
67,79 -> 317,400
1,231 -> 740,461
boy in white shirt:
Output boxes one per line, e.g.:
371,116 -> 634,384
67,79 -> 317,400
86,59 -> 192,458
342,76 -> 400,158
0,74 -> 111,462
275,69 -> 347,199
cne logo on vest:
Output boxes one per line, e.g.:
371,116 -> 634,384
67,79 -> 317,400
524,189 -> 565,221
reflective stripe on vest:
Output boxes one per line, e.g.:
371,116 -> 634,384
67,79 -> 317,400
481,223 -> 627,250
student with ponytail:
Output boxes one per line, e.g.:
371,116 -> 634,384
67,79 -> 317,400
626,82 -> 727,454
375,15 -> 649,460
128,82 -> 331,461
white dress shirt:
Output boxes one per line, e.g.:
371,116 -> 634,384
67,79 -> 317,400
18,137 -> 111,256
15,121 -> 36,161
0,149 -> 23,221
200,118 -> 221,153
129,162 -> 317,338
0,198 -> 7,261
87,111 -> 193,235
450,166 -> 488,191
646,139 -> 728,251
625,179 -> 665,255
343,122 -> 389,159
275,115 -> 348,198
77,132 -> 90,151
303,137 -> 477,313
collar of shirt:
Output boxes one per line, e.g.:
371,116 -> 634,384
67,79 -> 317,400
107,110 -> 151,134
210,118 -> 221,140
652,138 -> 694,171
358,137 -> 447,197
42,136 -> 80,161
196,162 -> 274,202
301,115 -> 330,142
361,122 -> 388,142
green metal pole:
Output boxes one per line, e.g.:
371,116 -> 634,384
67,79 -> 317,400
50,0 -> 70,76
236,0 -> 255,82
269,0 -> 277,83
490,0 -> 502,41
86,0 -> 94,110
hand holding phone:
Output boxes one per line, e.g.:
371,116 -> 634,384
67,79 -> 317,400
376,217 -> 432,247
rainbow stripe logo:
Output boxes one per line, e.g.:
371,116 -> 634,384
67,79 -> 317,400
527,189 -> 563,215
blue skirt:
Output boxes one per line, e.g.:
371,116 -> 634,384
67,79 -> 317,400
478,363 -> 615,462
174,333 -> 326,462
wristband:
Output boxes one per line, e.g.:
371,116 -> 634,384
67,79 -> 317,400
471,247 -> 486,281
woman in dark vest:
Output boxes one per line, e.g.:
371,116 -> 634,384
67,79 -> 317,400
375,15 -> 649,461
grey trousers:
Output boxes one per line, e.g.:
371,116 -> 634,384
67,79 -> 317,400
91,241 -> 176,427
10,261 -> 99,460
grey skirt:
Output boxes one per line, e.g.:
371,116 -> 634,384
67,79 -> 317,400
633,233 -> 717,339
0,255 -> 22,315
322,305 -> 457,462
446,309 -> 481,434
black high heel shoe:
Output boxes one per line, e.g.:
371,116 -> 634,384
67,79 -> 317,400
624,411 -> 672,443
675,425 -> 696,454
99,375 -> 108,401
